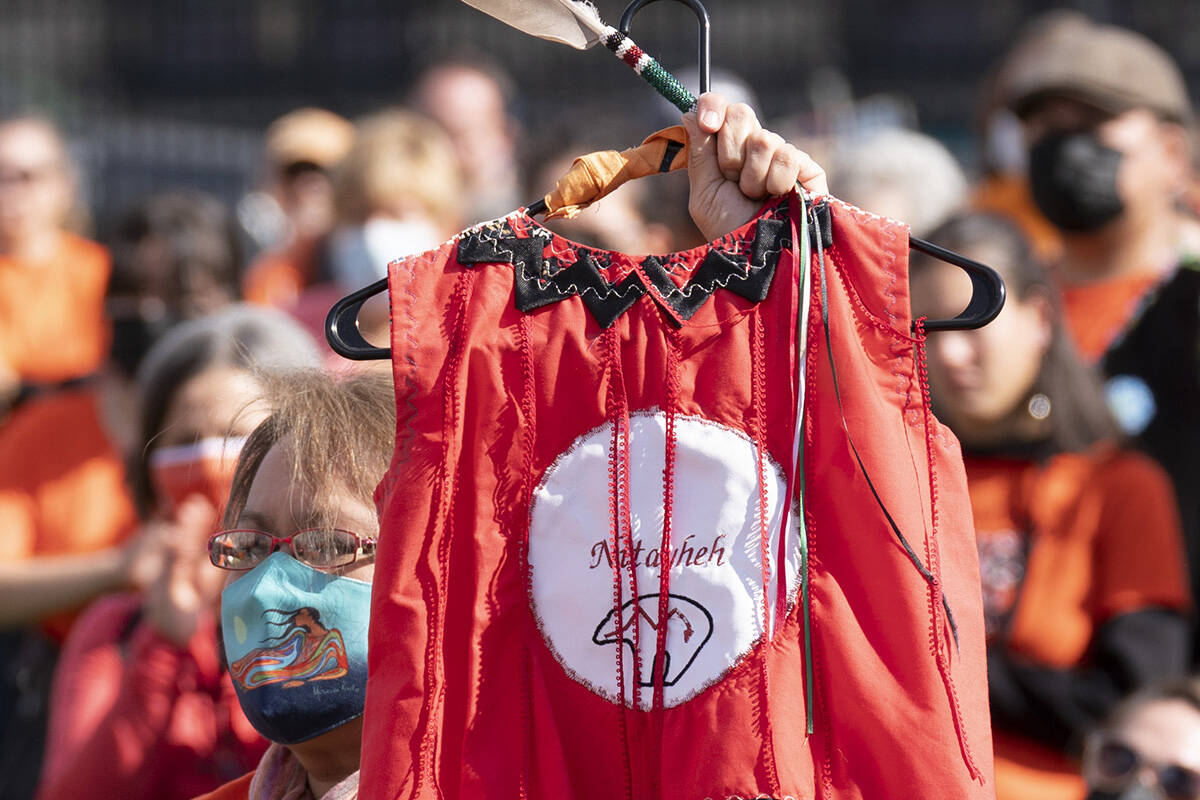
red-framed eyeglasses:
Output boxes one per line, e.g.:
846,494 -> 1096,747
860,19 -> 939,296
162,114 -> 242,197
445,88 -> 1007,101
207,528 -> 377,571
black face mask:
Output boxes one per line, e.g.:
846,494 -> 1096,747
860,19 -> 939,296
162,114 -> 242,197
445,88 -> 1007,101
1028,131 -> 1126,233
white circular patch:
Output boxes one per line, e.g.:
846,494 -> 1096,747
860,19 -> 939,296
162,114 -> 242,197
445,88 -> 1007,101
528,411 -> 801,708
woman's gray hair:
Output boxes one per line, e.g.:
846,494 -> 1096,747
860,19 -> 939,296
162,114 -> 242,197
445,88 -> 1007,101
132,303 -> 323,516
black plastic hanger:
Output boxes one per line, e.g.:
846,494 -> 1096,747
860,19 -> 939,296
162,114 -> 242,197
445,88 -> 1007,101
325,0 -> 1005,360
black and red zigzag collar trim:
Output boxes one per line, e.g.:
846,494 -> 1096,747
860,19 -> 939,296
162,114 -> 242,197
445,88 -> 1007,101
456,202 -> 792,328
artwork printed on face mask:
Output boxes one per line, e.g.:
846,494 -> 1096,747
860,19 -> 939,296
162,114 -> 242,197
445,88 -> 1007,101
149,436 -> 245,515
1028,131 -> 1126,233
221,552 -> 371,744
229,607 -> 349,689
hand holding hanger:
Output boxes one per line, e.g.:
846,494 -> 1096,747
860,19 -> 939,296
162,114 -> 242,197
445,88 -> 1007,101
683,92 -> 828,242
535,92 -> 826,234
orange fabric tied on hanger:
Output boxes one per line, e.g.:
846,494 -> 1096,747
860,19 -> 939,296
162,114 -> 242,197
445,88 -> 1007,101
541,126 -> 688,220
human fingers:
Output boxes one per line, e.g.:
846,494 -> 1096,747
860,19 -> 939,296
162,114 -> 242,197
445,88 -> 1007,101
693,91 -> 728,134
739,129 -> 787,198
716,102 -> 761,183
761,142 -> 829,197
795,148 -> 829,197
683,92 -> 727,172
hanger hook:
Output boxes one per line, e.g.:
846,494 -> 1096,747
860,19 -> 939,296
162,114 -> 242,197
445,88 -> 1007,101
909,236 -> 1007,332
618,0 -> 711,95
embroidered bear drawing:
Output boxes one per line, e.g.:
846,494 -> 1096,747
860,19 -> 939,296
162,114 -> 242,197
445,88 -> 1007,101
591,593 -> 714,687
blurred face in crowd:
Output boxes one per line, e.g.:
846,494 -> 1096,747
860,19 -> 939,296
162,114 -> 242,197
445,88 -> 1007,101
1021,98 -> 1190,236
275,162 -> 337,243
1084,698 -> 1200,800
151,365 -> 270,602
413,65 -> 516,191
0,119 -> 74,251
911,251 -> 1052,443
155,366 -> 268,451
116,233 -> 235,321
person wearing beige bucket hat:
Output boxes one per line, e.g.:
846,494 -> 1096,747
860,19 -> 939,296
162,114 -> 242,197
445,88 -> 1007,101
242,108 -> 356,309
979,15 -> 1200,800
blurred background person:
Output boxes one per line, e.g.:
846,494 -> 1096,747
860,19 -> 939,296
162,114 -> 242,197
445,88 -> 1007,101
104,191 -> 243,444
192,368 -> 395,800
0,115 -> 106,419
36,305 -> 320,800
329,109 -> 462,286
0,114 -> 125,800
410,55 -> 521,226
1082,678 -> 1200,800
999,17 -> 1200,632
911,212 -> 1191,800
0,188 -> 242,798
971,11 -> 1086,263
829,127 -> 968,237
315,109 -> 463,347
241,109 -> 355,311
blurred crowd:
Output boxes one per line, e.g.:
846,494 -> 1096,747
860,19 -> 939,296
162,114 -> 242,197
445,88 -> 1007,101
0,9 -> 1199,800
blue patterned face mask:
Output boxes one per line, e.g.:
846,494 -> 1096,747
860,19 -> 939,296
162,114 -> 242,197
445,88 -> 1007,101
220,552 -> 371,744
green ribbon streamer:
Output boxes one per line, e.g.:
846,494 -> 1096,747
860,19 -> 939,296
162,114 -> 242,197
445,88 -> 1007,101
797,190 -> 815,736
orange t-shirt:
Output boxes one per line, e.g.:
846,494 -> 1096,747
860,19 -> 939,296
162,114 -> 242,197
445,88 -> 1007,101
972,174 -> 1063,263
965,448 -> 1189,800
242,241 -> 319,309
0,389 -> 138,637
0,234 -> 110,382
1058,273 -> 1160,363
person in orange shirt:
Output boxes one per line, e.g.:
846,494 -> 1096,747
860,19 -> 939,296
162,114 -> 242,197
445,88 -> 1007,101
912,212 -> 1191,800
0,187 -> 247,630
0,115 -> 109,418
994,18 -> 1200,626
241,109 -> 355,310
0,185 -> 242,796
0,117 -> 139,799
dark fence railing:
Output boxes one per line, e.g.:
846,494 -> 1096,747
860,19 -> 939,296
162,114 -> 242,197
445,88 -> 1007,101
0,0 -> 1192,234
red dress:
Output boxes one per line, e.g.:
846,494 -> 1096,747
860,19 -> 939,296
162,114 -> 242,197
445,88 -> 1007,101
364,194 -> 993,799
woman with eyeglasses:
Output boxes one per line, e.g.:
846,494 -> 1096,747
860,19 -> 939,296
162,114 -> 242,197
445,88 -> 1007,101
36,305 -> 321,800
1084,678 -> 1200,800
193,367 -> 395,800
